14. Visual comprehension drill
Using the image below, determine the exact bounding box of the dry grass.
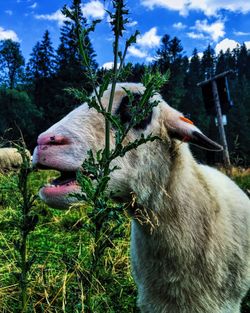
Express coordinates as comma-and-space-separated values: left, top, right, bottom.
0, 168, 249, 312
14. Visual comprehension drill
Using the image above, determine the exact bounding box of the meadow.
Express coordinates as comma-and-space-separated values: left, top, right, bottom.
0, 167, 249, 312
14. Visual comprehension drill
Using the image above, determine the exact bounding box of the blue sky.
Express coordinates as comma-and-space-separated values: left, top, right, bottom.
1, 0, 250, 68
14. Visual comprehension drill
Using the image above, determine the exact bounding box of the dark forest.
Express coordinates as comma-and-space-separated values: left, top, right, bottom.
0, 3, 249, 166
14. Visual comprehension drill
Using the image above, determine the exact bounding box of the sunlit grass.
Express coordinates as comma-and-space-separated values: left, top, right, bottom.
0, 170, 138, 312
0, 169, 249, 312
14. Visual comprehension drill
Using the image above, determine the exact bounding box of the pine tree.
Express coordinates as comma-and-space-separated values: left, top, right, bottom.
236, 43, 250, 80
216, 49, 237, 74
155, 35, 186, 109
0, 39, 25, 89
201, 45, 215, 80
26, 30, 55, 80
227, 77, 250, 165
24, 30, 57, 133
179, 49, 209, 161
216, 51, 227, 74
38, 30, 55, 78
43, 0, 98, 127
26, 30, 56, 104
181, 49, 204, 121
226, 45, 250, 165
26, 42, 41, 81
155, 34, 171, 73
237, 43, 248, 78
57, 0, 97, 79
167, 36, 183, 63
126, 63, 146, 82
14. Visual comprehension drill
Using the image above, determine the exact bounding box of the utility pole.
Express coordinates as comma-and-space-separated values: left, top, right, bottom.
211, 79, 231, 167
198, 70, 233, 168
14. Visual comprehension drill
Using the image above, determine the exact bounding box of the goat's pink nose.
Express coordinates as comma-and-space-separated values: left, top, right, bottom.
37, 134, 70, 146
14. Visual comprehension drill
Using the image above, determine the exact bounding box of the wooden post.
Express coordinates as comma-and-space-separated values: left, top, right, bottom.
197, 70, 233, 168
211, 80, 231, 167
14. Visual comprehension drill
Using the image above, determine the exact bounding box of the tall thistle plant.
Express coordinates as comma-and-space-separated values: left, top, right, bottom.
16, 145, 38, 312
0, 141, 38, 312
63, 0, 169, 311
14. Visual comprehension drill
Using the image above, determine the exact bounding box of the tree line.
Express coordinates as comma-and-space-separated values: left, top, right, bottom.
0, 0, 249, 165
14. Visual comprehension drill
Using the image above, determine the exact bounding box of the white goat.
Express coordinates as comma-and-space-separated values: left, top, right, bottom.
0, 148, 31, 173
33, 83, 250, 313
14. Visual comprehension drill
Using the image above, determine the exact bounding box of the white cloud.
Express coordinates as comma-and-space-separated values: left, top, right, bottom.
141, 0, 188, 16
35, 9, 69, 26
187, 32, 206, 39
128, 46, 147, 58
146, 56, 156, 62
233, 31, 250, 36
0, 27, 19, 41
101, 62, 120, 69
29, 2, 37, 9
5, 10, 13, 16
140, 0, 250, 16
188, 51, 204, 61
35, 2, 105, 28
127, 20, 138, 27
126, 27, 161, 62
81, 0, 105, 19
197, 52, 204, 59
189, 19, 225, 42
137, 27, 161, 48
173, 22, 186, 30
245, 41, 250, 50
102, 62, 114, 70
215, 38, 240, 54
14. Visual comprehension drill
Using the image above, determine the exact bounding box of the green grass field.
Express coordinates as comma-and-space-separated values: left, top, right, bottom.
0, 169, 249, 312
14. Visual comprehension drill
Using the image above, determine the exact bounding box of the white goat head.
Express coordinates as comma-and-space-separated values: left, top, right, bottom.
33, 83, 221, 208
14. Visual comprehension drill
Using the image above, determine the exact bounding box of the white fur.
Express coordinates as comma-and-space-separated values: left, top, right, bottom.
0, 148, 31, 172
33, 83, 250, 313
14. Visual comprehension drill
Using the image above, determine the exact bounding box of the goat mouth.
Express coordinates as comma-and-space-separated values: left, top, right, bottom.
36, 164, 96, 208
49, 171, 77, 187
38, 170, 81, 209
39, 169, 95, 198
40, 170, 79, 200
44, 170, 95, 188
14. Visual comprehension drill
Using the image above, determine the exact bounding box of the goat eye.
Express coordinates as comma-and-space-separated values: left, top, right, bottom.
116, 94, 153, 130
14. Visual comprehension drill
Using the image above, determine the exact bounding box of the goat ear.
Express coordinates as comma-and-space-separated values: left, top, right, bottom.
163, 107, 223, 151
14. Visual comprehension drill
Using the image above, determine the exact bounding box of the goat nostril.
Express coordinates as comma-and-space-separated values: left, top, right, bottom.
37, 134, 70, 146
